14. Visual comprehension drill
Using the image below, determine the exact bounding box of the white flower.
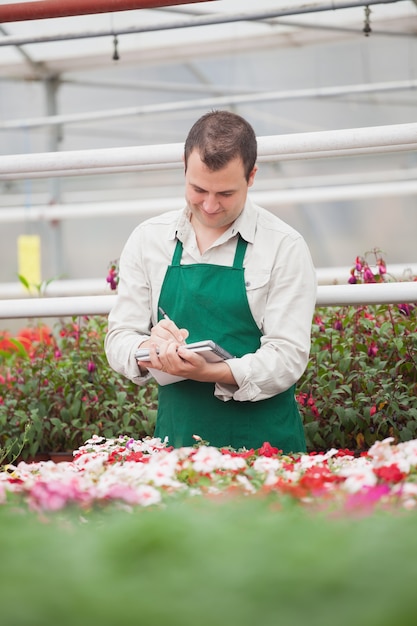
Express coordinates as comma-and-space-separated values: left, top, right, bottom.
191, 447, 224, 473
253, 456, 280, 474
136, 485, 162, 507
145, 451, 181, 487
340, 462, 378, 493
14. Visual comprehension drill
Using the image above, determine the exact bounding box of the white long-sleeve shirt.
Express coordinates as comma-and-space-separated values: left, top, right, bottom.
105, 196, 317, 402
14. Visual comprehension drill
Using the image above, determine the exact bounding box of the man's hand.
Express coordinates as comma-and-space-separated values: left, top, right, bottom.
136, 318, 188, 375
138, 341, 236, 385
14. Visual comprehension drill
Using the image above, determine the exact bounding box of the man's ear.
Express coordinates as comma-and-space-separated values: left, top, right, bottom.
248, 165, 258, 188
182, 154, 187, 175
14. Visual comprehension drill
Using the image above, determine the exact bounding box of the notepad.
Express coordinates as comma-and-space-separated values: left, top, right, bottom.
135, 340, 234, 385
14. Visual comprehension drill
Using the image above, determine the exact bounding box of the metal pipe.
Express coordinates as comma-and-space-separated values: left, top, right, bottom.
0, 0, 403, 37
1, 264, 416, 299
1, 122, 416, 180
1, 281, 416, 319
0, 0, 214, 23
2, 179, 417, 223
2, 79, 416, 131
317, 282, 417, 306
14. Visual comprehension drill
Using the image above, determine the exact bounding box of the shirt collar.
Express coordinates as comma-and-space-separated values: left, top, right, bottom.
170, 195, 257, 244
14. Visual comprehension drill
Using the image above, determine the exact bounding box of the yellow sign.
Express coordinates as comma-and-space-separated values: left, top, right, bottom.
17, 234, 41, 287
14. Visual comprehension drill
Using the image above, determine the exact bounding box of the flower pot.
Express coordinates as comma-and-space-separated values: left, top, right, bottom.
48, 452, 74, 463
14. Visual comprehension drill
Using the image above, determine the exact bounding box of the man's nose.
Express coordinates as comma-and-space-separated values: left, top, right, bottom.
202, 195, 219, 213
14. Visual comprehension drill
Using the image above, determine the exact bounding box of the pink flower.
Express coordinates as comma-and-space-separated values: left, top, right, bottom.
28, 479, 89, 512
345, 484, 390, 512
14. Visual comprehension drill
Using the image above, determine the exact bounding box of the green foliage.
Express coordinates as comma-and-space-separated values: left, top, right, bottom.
0, 316, 157, 461
0, 498, 417, 625
1, 299, 416, 460
299, 302, 417, 452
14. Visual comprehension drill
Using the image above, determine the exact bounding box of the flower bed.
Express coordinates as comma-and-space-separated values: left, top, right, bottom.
2, 435, 417, 626
2, 435, 417, 514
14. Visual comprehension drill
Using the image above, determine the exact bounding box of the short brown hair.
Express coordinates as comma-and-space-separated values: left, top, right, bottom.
184, 110, 257, 182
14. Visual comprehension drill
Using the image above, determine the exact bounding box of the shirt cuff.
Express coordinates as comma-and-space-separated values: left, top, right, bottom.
131, 371, 153, 386
214, 356, 262, 402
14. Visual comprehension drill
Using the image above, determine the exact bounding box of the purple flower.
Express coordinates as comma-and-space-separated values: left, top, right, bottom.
363, 267, 376, 283
106, 261, 119, 291
378, 260, 387, 275
397, 303, 411, 316
87, 361, 96, 373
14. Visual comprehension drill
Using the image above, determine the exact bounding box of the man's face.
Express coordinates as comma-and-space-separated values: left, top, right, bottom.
185, 150, 257, 235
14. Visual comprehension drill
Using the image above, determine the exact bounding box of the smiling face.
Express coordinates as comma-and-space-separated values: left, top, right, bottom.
185, 149, 257, 237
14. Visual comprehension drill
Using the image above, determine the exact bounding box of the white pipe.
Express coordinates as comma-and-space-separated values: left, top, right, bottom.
0, 1, 401, 47
0, 282, 416, 319
2, 179, 417, 223
0, 279, 110, 299
317, 282, 417, 306
0, 265, 416, 300
2, 166, 416, 206
1, 122, 417, 180
2, 79, 416, 130
0, 295, 116, 319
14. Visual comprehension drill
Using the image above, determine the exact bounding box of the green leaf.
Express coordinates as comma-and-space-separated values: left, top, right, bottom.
17, 274, 31, 291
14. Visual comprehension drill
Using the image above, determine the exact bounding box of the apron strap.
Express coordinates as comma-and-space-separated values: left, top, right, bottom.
233, 235, 248, 269
171, 239, 183, 266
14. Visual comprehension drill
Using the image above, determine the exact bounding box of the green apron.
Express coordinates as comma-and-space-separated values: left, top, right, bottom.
154, 235, 306, 453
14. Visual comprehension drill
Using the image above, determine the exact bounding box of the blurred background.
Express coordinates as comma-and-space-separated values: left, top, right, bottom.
1, 0, 416, 291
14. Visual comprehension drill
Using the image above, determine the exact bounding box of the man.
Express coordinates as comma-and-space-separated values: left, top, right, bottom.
105, 110, 317, 452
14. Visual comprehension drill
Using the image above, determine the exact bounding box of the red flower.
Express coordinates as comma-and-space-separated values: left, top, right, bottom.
0, 332, 19, 352
374, 464, 406, 484
258, 442, 281, 457
221, 448, 255, 459
299, 466, 341, 494
335, 448, 354, 457
125, 451, 150, 463
17, 325, 53, 351
314, 315, 325, 332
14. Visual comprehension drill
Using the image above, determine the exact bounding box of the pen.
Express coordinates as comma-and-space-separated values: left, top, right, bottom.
158, 306, 170, 321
